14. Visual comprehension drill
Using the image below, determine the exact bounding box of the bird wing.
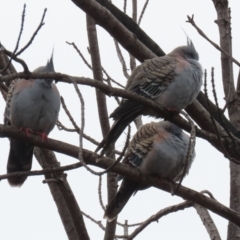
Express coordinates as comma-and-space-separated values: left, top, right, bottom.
124, 122, 158, 167
110, 56, 177, 121
128, 56, 177, 99
4, 79, 17, 126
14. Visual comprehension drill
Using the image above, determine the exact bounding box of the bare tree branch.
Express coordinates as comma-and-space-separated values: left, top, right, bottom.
0, 4, 26, 73
1, 125, 240, 227
128, 200, 193, 239
71, 0, 157, 62
94, 0, 165, 56
34, 148, 90, 240
16, 8, 47, 56
138, 0, 149, 25
113, 39, 129, 79
194, 204, 221, 240
186, 14, 240, 69
86, 15, 118, 240
211, 1, 240, 239
2, 71, 240, 161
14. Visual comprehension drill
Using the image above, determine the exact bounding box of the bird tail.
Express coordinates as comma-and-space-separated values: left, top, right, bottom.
95, 101, 144, 156
7, 139, 33, 187
104, 178, 139, 222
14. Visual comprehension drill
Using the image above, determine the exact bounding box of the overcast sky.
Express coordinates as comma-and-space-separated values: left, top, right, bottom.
0, 0, 239, 239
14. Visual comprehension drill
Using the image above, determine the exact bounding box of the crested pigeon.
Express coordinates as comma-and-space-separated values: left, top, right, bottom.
4, 54, 60, 186
104, 120, 195, 221
96, 39, 202, 156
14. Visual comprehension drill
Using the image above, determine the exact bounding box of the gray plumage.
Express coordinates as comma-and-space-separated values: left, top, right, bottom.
104, 121, 195, 221
96, 39, 202, 156
4, 54, 60, 186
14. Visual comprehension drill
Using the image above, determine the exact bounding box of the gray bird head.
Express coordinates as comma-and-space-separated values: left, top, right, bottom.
33, 51, 55, 87
169, 38, 199, 61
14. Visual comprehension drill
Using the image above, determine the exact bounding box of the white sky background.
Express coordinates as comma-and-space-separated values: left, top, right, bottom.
0, 0, 239, 239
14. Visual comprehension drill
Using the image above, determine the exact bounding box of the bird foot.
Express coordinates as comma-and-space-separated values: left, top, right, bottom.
19, 127, 33, 137
36, 132, 48, 142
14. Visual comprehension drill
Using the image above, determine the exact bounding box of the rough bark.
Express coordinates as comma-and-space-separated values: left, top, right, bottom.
212, 0, 240, 238
86, 15, 117, 240
34, 148, 90, 240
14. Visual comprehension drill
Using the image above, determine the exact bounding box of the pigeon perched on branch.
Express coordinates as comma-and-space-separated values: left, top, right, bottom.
104, 121, 195, 221
96, 39, 202, 156
4, 54, 60, 186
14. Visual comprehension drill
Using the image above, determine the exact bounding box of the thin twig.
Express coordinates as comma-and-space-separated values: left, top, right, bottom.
60, 96, 80, 131
132, 0, 137, 23
134, 116, 143, 129
127, 200, 193, 239
71, 77, 102, 175
67, 41, 124, 90
173, 111, 196, 194
67, 41, 92, 69
0, 161, 83, 182
193, 191, 222, 240
138, 0, 149, 25
57, 120, 100, 146
98, 175, 106, 211
210, 68, 236, 147
3, 49, 29, 72
80, 211, 126, 238
123, 220, 128, 240
102, 66, 124, 88
70, 77, 117, 176
113, 39, 129, 79
222, 8, 234, 112
186, 15, 240, 68
15, 4, 26, 53
0, 4, 26, 73
204, 69, 238, 163
123, 0, 127, 13
104, 125, 131, 173
201, 190, 216, 200
16, 8, 47, 56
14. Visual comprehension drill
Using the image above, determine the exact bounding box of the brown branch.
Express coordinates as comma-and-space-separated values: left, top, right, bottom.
186, 14, 240, 68
71, 0, 157, 62
2, 49, 29, 72
0, 4, 26, 73
0, 46, 17, 81
94, 0, 165, 57
1, 125, 240, 227
16, 8, 47, 56
2, 71, 240, 161
67, 41, 124, 90
128, 200, 193, 239
123, 0, 127, 13
114, 39, 129, 79
70, 0, 239, 154
34, 148, 90, 240
138, 0, 149, 25
56, 120, 122, 155
173, 112, 196, 194
98, 175, 106, 211
203, 69, 231, 159
0, 45, 89, 239
86, 15, 118, 240
211, 1, 240, 239
80, 211, 126, 238
194, 204, 221, 240
70, 76, 100, 176
0, 161, 83, 181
